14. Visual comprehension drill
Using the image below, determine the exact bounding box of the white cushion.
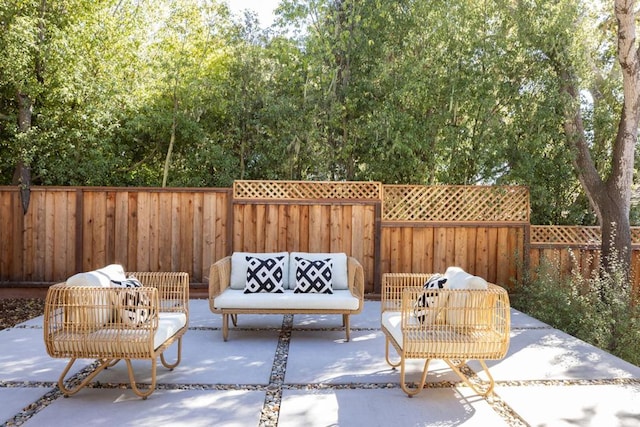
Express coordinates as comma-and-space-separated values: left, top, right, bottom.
66, 264, 127, 287
213, 289, 359, 311
443, 266, 488, 325
289, 252, 348, 290
383, 310, 503, 357
444, 266, 488, 290
154, 312, 187, 350
64, 264, 127, 326
64, 312, 187, 355
230, 252, 290, 290
382, 311, 404, 347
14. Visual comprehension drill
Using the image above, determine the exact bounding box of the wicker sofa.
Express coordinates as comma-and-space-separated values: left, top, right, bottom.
381, 268, 510, 397
209, 252, 364, 341
44, 265, 189, 399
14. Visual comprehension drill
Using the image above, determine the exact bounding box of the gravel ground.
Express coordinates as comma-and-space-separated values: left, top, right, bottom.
0, 298, 44, 330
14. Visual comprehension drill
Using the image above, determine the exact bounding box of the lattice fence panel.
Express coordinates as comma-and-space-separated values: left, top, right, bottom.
530, 226, 601, 246
382, 185, 529, 222
233, 180, 382, 201
532, 225, 640, 246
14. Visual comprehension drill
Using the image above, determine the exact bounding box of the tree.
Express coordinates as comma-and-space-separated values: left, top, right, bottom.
520, 0, 638, 275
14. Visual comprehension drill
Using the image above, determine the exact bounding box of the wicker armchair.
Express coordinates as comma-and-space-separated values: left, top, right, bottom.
44, 271, 189, 399
381, 273, 510, 397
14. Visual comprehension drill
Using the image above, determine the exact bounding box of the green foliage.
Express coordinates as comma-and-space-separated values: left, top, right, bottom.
512, 251, 640, 366
0, 0, 630, 226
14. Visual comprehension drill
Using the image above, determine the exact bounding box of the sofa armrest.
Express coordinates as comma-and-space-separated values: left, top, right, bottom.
209, 256, 231, 312
347, 256, 365, 307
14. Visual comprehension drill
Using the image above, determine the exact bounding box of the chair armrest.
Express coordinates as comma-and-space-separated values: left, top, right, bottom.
381, 273, 431, 313
399, 283, 511, 333
208, 256, 231, 312
128, 271, 190, 315
44, 284, 160, 358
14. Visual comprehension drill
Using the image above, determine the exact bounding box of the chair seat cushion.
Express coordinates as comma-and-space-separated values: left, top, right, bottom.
48, 312, 187, 356
382, 311, 506, 358
213, 289, 359, 311
153, 312, 188, 350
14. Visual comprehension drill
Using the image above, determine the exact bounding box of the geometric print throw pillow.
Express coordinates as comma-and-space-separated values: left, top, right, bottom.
244, 256, 285, 293
110, 275, 154, 326
293, 257, 333, 294
413, 274, 448, 324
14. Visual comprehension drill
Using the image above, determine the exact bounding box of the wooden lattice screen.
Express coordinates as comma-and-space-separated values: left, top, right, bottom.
383, 185, 530, 222
531, 225, 640, 247
233, 180, 382, 201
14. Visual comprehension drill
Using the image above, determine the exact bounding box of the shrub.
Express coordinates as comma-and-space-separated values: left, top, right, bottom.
512, 250, 640, 366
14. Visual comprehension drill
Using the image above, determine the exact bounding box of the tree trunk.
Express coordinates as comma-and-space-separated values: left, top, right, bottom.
13, 92, 32, 214
162, 89, 179, 188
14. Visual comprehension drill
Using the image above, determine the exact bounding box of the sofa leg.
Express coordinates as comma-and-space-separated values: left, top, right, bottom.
344, 315, 350, 341
222, 313, 229, 341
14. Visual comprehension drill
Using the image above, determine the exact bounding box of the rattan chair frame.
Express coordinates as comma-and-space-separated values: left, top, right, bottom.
208, 256, 364, 341
44, 272, 189, 399
381, 273, 510, 397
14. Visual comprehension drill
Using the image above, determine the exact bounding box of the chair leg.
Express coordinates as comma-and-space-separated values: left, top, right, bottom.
400, 358, 431, 397
231, 313, 238, 326
125, 358, 156, 400
445, 359, 495, 396
57, 358, 114, 397
159, 336, 182, 370
384, 336, 401, 369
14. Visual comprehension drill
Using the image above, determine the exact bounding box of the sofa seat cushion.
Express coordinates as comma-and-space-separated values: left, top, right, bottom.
213, 289, 359, 311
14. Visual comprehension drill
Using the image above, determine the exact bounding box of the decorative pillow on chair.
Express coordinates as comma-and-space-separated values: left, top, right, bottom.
64, 264, 127, 327
111, 275, 153, 326
294, 257, 333, 294
413, 274, 448, 324
244, 256, 286, 293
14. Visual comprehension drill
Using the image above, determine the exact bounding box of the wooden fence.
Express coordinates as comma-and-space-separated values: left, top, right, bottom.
380, 185, 529, 290
1, 181, 639, 294
529, 225, 640, 288
0, 187, 231, 285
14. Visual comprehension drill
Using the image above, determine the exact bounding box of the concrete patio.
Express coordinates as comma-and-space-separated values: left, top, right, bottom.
2, 299, 640, 426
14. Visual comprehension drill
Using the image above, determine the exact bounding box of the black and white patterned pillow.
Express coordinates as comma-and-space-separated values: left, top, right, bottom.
111, 276, 153, 326
244, 256, 285, 293
413, 274, 448, 324
294, 257, 333, 294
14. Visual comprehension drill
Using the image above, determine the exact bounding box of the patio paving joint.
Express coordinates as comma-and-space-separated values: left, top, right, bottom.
258, 314, 293, 427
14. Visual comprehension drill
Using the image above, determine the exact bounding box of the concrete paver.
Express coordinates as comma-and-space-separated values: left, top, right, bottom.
1, 300, 639, 426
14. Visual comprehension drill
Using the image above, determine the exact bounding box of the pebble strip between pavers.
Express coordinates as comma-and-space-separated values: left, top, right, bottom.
6, 320, 638, 426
